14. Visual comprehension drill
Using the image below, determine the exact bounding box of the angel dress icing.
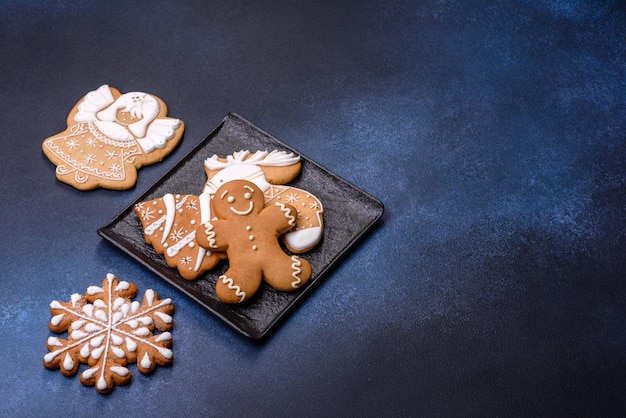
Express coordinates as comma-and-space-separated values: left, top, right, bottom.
42, 85, 184, 191
203, 150, 324, 253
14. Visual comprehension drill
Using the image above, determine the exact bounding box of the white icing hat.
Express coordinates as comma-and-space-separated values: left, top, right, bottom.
203, 164, 271, 194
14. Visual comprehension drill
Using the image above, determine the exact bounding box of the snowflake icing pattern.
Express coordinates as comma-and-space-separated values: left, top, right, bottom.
43, 273, 174, 394
284, 192, 299, 203
186, 199, 198, 211
84, 153, 97, 164
170, 227, 185, 242
66, 139, 80, 150
141, 207, 155, 221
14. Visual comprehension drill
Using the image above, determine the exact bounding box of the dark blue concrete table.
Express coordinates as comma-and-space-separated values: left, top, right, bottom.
1, 1, 624, 415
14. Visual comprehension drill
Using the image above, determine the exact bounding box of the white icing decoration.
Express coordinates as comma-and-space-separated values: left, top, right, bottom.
136, 118, 181, 153
47, 337, 63, 347
275, 202, 296, 226
125, 337, 138, 352
81, 367, 99, 380
74, 85, 116, 122
133, 327, 151, 337
71, 330, 89, 340
87, 285, 104, 295
80, 343, 91, 358
84, 323, 102, 333
115, 281, 130, 291
71, 320, 85, 330
145, 289, 155, 306
111, 334, 123, 345
155, 332, 172, 342
220, 275, 246, 302
166, 231, 197, 257
51, 313, 65, 326
141, 352, 152, 369
158, 347, 173, 359
161, 194, 176, 244
112, 346, 125, 358
91, 346, 105, 359
155, 311, 173, 324
95, 310, 107, 322
290, 255, 303, 288
203, 223, 218, 249
97, 376, 108, 391
284, 226, 324, 252
204, 150, 299, 170
70, 293, 82, 307
82, 304, 94, 317
138, 316, 153, 325
63, 353, 74, 371
230, 201, 254, 216
90, 335, 105, 347
113, 297, 125, 310
111, 366, 129, 377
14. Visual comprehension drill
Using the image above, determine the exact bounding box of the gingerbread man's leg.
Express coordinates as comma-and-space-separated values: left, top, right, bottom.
215, 264, 263, 304
262, 254, 312, 292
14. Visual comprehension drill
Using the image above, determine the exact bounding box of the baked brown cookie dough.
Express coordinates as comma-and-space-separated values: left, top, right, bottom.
42, 85, 184, 190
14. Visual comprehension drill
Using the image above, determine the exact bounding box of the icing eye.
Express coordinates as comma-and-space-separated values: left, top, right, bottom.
227, 196, 235, 203
244, 192, 252, 200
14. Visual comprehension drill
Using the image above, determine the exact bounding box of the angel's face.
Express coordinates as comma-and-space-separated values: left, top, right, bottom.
114, 93, 148, 125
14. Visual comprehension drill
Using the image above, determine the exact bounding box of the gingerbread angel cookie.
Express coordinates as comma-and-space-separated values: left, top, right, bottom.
42, 84, 184, 190
134, 193, 224, 280
196, 180, 312, 304
203, 150, 324, 253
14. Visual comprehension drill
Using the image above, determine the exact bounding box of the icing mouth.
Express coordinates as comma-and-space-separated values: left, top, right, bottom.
230, 201, 254, 216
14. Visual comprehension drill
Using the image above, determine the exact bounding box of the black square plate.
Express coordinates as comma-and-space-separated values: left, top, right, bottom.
98, 113, 384, 339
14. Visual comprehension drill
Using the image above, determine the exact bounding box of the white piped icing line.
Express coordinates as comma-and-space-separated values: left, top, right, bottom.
161, 194, 176, 244
203, 222, 218, 249
230, 200, 254, 216
193, 193, 211, 272
202, 150, 299, 195
275, 202, 296, 226
204, 150, 300, 170
220, 275, 246, 302
290, 255, 303, 288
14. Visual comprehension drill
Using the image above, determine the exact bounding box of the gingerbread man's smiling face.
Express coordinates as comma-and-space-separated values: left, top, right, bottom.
213, 180, 265, 219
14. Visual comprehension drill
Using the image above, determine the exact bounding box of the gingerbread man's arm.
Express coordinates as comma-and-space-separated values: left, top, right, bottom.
196, 220, 229, 251
261, 202, 298, 235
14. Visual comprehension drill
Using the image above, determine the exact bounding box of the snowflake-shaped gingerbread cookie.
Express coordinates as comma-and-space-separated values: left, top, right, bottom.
43, 273, 174, 394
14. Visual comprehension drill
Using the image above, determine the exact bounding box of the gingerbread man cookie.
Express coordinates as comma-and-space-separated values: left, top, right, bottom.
203, 150, 324, 253
42, 84, 184, 190
196, 180, 312, 304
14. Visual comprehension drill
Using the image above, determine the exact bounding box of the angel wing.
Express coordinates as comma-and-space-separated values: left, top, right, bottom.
135, 118, 182, 153
74, 85, 115, 122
